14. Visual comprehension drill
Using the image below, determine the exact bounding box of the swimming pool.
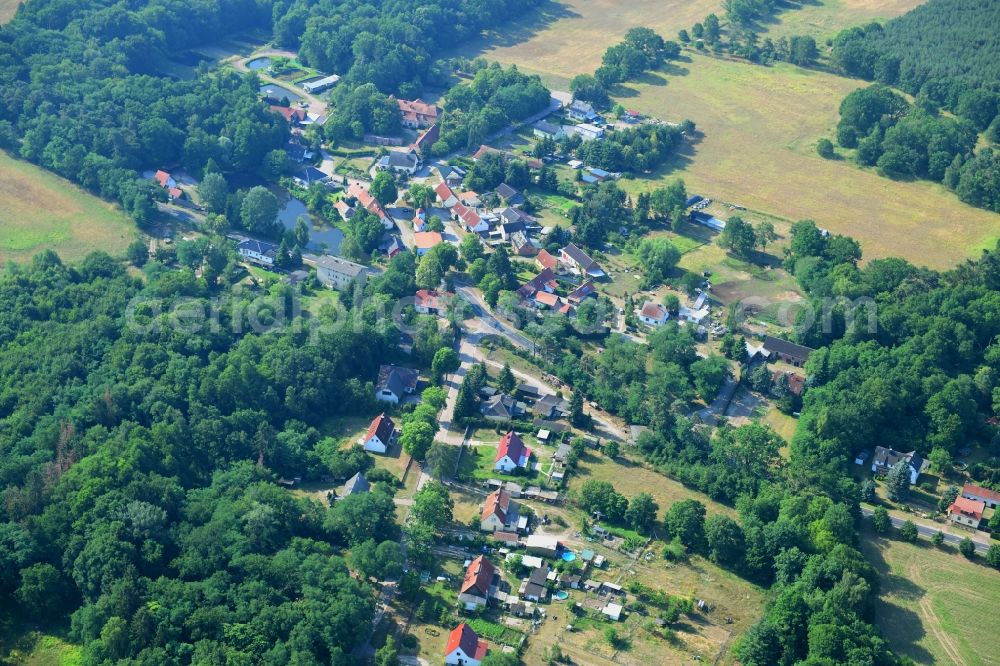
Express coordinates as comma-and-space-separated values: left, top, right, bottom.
553, 590, 569, 601
561, 551, 577, 562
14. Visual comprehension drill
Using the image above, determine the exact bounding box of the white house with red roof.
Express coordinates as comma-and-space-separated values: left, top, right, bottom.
345, 182, 393, 229
413, 231, 443, 256
452, 202, 488, 233
269, 105, 309, 125
415, 289, 451, 315
495, 431, 531, 473
396, 98, 439, 128
638, 300, 669, 327
436, 180, 458, 208
480, 489, 512, 532
444, 623, 488, 666
360, 413, 396, 453
948, 496, 986, 530
458, 555, 497, 609
154, 170, 176, 189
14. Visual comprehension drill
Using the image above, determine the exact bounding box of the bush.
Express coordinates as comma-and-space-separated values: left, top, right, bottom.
959, 537, 976, 559
816, 138, 835, 158
898, 520, 919, 543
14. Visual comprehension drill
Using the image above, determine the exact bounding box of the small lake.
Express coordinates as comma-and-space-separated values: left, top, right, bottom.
246, 57, 271, 71
277, 195, 343, 255
259, 83, 302, 104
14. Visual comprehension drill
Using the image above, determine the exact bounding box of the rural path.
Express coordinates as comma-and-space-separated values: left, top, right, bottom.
860, 506, 990, 554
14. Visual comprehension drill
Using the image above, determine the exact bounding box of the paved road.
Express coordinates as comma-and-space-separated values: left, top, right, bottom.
860, 506, 990, 554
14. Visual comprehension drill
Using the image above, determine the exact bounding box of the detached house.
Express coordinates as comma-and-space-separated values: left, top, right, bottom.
375, 149, 420, 176
375, 365, 419, 403
567, 99, 598, 122
238, 239, 278, 266
481, 393, 526, 421
458, 555, 497, 609
948, 496, 985, 530
396, 98, 439, 128
495, 431, 531, 473
638, 300, 668, 327
414, 231, 443, 256
532, 120, 565, 140
436, 180, 458, 208
962, 482, 1000, 509
871, 447, 925, 485
414, 289, 451, 315
762, 335, 814, 367
481, 489, 514, 532
444, 623, 488, 666
315, 255, 367, 291
345, 182, 394, 229
360, 413, 395, 453
559, 243, 605, 277
495, 183, 525, 206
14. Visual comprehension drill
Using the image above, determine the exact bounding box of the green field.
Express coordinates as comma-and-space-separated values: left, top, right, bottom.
0, 633, 82, 666
761, 0, 923, 41
0, 151, 135, 265
861, 527, 1000, 666
612, 54, 1000, 268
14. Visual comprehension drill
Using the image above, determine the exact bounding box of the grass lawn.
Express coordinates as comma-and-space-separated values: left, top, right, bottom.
0, 151, 135, 266
0, 633, 82, 666
860, 525, 1000, 665
611, 54, 1000, 268
761, 0, 923, 42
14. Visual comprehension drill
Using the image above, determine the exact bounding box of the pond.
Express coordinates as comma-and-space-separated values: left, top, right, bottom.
246, 56, 271, 71
277, 195, 343, 255
259, 83, 302, 104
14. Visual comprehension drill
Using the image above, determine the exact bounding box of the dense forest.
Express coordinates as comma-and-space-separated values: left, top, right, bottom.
827, 0, 1000, 211
0, 249, 420, 663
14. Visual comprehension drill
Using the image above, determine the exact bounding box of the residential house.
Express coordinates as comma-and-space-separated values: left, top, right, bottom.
453, 203, 487, 233
948, 496, 986, 530
412, 123, 439, 154
414, 289, 451, 315
375, 149, 420, 176
375, 365, 419, 403
533, 290, 560, 309
602, 603, 623, 621
532, 394, 569, 420
772, 371, 806, 396
345, 182, 393, 228
962, 483, 1000, 509
379, 233, 403, 258
524, 534, 559, 557
510, 231, 537, 257
444, 624, 488, 666
500, 206, 535, 228
495, 183, 525, 206
436, 181, 459, 208
762, 335, 814, 367
302, 74, 340, 94
871, 447, 925, 485
536, 249, 558, 272
167, 186, 183, 201
412, 208, 427, 232
558, 573, 582, 589
471, 144, 502, 161
585, 167, 613, 182
516, 268, 559, 299
333, 199, 355, 222
458, 556, 497, 609
559, 243, 605, 277
413, 231, 443, 256
456, 190, 482, 207
269, 105, 308, 125
396, 98, 439, 128
481, 393, 527, 421
678, 304, 710, 326
238, 239, 278, 266
497, 220, 525, 242
314, 255, 367, 291
438, 165, 466, 188
480, 489, 513, 532
360, 413, 395, 453
520, 566, 550, 602
342, 471, 369, 497
154, 170, 177, 189
291, 165, 329, 187
532, 120, 565, 140
570, 123, 605, 141
638, 300, 668, 327
495, 431, 531, 473
566, 280, 596, 305
567, 99, 598, 122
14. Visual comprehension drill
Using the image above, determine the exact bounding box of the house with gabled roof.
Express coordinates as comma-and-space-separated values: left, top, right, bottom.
566, 280, 596, 305
962, 482, 1000, 509
516, 268, 559, 299
495, 431, 531, 473
948, 496, 985, 530
871, 447, 925, 485
567, 99, 598, 122
360, 413, 395, 453
414, 231, 443, 256
238, 239, 278, 266
154, 170, 176, 189
375, 365, 419, 404
346, 181, 393, 228
375, 149, 420, 175
435, 180, 458, 208
269, 105, 309, 125
762, 335, 814, 367
535, 249, 558, 272
495, 183, 525, 206
481, 489, 513, 532
471, 144, 502, 161
412, 123, 439, 154
415, 289, 451, 315
559, 243, 605, 277
481, 393, 526, 421
532, 120, 565, 140
638, 300, 668, 327
444, 623, 488, 666
458, 555, 497, 609
396, 98, 439, 128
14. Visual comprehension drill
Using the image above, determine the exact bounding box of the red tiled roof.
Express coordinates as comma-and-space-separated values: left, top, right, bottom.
154, 170, 172, 188
460, 555, 496, 597
445, 623, 482, 659
482, 489, 510, 524
413, 123, 440, 151
168, 187, 183, 200
415, 289, 450, 311
963, 482, 1000, 503
364, 413, 395, 444
558, 303, 572, 314
397, 98, 439, 123
414, 231, 443, 250
269, 105, 306, 123
346, 182, 389, 220
566, 280, 595, 304
772, 371, 805, 396
456, 204, 482, 230
435, 180, 455, 203
640, 301, 666, 320
471, 145, 501, 161
534, 291, 559, 307
497, 431, 528, 466
949, 496, 985, 520
536, 249, 557, 271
